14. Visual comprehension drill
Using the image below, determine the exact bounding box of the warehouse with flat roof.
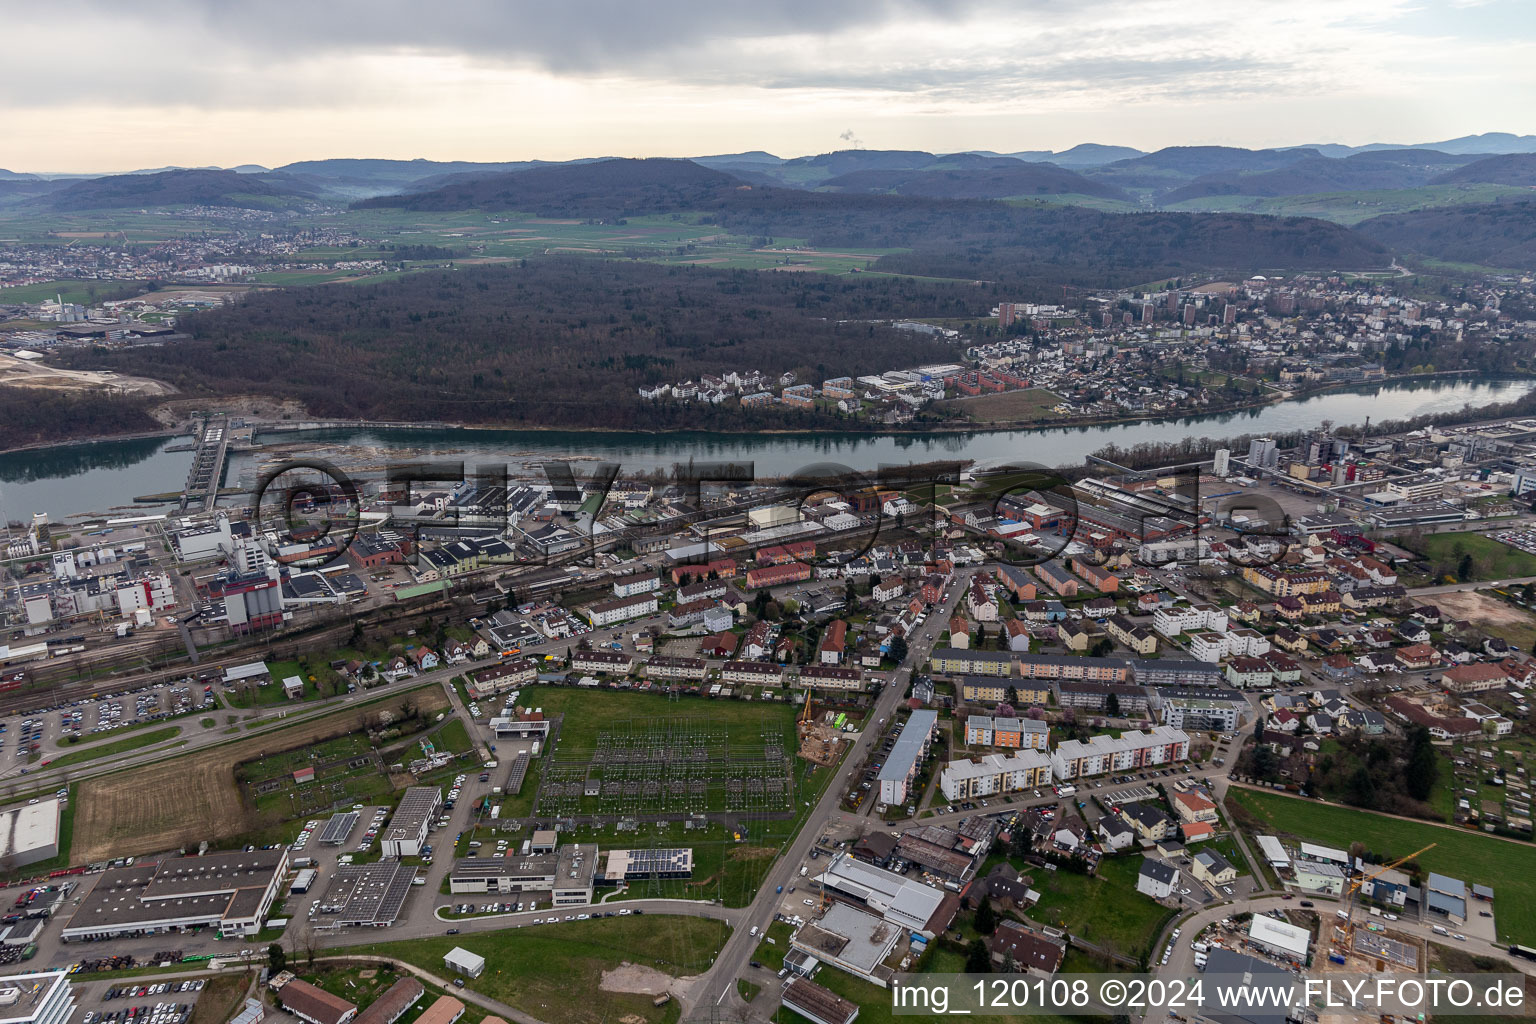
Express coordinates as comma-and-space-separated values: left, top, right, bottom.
0, 798, 61, 868
380, 787, 441, 858
62, 848, 287, 942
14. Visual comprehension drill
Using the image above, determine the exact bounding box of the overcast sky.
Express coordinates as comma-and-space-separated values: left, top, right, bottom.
3, 0, 1532, 172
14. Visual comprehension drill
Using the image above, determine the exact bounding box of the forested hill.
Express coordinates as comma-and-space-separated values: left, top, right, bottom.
40, 169, 319, 211
358, 160, 1389, 286
698, 192, 1391, 285
59, 260, 978, 429
1356, 200, 1536, 268
353, 158, 744, 218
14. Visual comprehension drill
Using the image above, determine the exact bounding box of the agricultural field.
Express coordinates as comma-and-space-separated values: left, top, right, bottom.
71, 685, 449, 863
1162, 183, 1531, 225
340, 914, 729, 1024
0, 278, 144, 304
1228, 786, 1536, 944
939, 388, 1065, 424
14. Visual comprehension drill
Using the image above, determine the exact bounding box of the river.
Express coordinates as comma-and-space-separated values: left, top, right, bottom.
3, 376, 1532, 521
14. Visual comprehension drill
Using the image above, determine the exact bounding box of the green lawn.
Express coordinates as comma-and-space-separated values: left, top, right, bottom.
1411, 532, 1536, 582
47, 726, 182, 769
334, 915, 728, 1024
1229, 787, 1536, 943
1026, 854, 1179, 962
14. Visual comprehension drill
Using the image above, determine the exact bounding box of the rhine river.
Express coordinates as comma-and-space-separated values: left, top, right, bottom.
3, 376, 1533, 521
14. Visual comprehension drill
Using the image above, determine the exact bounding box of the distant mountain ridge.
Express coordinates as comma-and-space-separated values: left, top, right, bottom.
38, 169, 320, 212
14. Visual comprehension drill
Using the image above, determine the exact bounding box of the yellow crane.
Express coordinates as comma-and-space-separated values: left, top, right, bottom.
1341, 843, 1435, 948
800, 688, 814, 725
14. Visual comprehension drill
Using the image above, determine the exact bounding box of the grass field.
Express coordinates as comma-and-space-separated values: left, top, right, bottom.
1026, 854, 1178, 962
71, 686, 449, 863
186, 970, 252, 1024
1228, 786, 1536, 943
1412, 531, 1536, 582
1162, 183, 1531, 225
338, 915, 729, 1024
47, 726, 181, 770
940, 388, 1064, 424
0, 279, 144, 304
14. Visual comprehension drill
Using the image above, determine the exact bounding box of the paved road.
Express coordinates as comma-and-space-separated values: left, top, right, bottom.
681, 569, 977, 1019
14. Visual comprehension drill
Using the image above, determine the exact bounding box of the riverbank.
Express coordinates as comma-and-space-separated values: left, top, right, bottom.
2, 369, 1516, 457
6, 375, 1533, 522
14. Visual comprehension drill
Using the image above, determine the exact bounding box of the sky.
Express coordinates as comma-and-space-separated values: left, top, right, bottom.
2, 0, 1533, 172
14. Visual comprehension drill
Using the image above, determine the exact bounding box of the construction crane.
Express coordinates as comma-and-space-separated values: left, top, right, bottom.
800, 688, 813, 725
1341, 843, 1436, 949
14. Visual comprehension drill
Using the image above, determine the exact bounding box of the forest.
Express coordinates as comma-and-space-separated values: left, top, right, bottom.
55, 259, 978, 429
0, 387, 160, 448
356, 158, 1392, 287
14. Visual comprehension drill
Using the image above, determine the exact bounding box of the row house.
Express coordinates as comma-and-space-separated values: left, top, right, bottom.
669, 558, 738, 586
1070, 559, 1119, 593
1034, 561, 1079, 598
1049, 725, 1190, 780
996, 565, 1037, 601
744, 562, 813, 590
756, 541, 816, 566
1341, 584, 1407, 609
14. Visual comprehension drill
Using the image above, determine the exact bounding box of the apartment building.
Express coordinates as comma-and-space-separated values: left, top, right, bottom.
940, 749, 1052, 801
1049, 726, 1190, 780
964, 715, 1048, 750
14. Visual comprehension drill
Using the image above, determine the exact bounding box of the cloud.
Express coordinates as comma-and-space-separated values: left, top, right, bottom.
0, 0, 1529, 166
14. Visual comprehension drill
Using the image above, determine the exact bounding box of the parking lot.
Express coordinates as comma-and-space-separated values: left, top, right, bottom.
0, 680, 221, 779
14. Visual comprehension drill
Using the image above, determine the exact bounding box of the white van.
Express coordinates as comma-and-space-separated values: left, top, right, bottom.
1432, 924, 1449, 936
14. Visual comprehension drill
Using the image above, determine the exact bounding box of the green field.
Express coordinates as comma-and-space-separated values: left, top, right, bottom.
1162, 183, 1531, 225
0, 278, 143, 304
1025, 854, 1179, 962
336, 915, 728, 1024
46, 726, 182, 770
940, 387, 1064, 424
1410, 531, 1536, 582
1229, 786, 1536, 943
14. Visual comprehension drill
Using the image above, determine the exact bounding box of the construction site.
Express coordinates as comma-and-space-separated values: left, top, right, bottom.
795, 693, 852, 768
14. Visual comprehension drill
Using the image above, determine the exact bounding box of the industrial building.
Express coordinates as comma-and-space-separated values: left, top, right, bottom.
317, 861, 417, 928
0, 972, 75, 1024
380, 787, 442, 858
1246, 915, 1311, 962
447, 845, 599, 905
0, 798, 62, 868
813, 851, 954, 936
62, 849, 287, 942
